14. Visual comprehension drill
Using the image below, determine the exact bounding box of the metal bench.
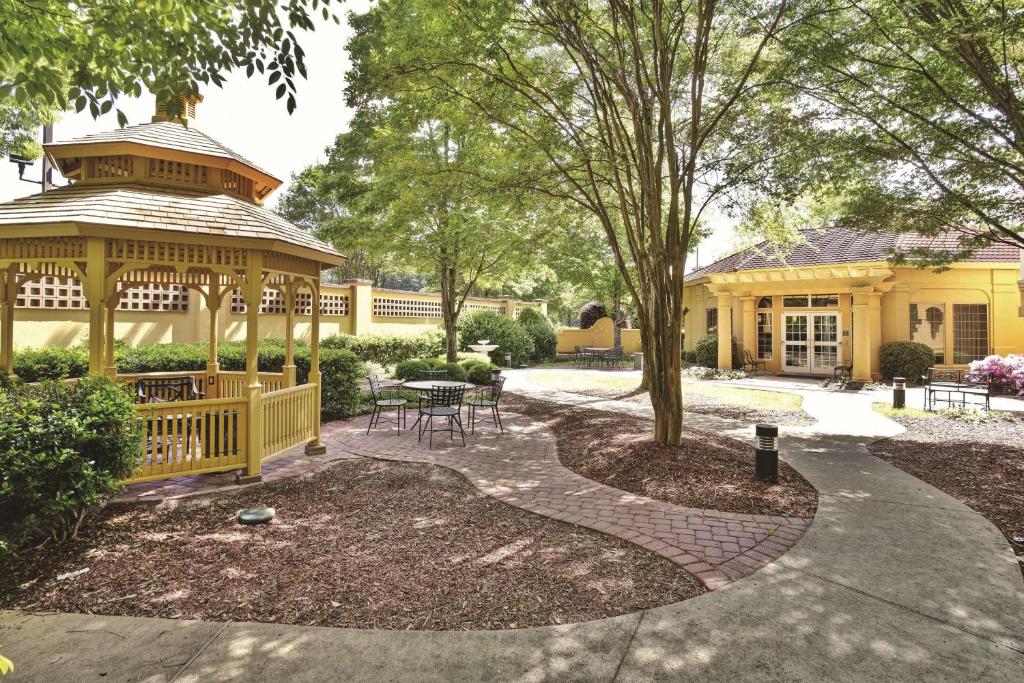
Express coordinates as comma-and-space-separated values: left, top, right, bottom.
922, 368, 991, 411
742, 350, 766, 374
135, 375, 204, 404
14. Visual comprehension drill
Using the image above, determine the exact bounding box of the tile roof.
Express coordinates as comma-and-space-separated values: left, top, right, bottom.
684, 228, 1021, 281
45, 122, 278, 181
0, 183, 342, 263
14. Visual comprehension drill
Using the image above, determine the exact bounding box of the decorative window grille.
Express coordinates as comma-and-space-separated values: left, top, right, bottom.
320, 293, 349, 316
464, 301, 507, 315
373, 296, 443, 318
148, 158, 208, 186
221, 170, 254, 199
93, 155, 133, 178
910, 303, 946, 365
757, 311, 773, 360
952, 304, 988, 364
706, 307, 718, 335
17, 277, 188, 312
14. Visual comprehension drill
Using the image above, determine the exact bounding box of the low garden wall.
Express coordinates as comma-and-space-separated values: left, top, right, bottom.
556, 316, 642, 354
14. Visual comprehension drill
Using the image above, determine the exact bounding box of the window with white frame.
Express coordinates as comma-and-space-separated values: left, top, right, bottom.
757, 311, 773, 359
706, 307, 718, 335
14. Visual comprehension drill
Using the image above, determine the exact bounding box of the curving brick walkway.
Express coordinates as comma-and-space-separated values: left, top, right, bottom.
322, 413, 811, 589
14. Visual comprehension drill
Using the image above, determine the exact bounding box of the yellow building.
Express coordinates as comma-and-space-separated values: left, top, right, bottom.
682, 229, 1024, 381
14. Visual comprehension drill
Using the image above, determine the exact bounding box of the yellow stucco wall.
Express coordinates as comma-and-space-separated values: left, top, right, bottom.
682, 261, 1024, 376
556, 317, 643, 353
10, 282, 540, 349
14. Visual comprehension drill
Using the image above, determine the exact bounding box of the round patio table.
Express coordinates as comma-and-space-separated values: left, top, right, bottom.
401, 380, 476, 391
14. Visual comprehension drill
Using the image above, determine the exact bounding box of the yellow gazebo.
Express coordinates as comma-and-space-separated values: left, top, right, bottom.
0, 96, 345, 484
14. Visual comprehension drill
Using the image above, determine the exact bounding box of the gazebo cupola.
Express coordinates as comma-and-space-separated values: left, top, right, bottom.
0, 96, 346, 485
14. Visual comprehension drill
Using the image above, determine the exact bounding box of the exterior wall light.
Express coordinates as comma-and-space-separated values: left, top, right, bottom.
893, 376, 906, 409
755, 423, 779, 483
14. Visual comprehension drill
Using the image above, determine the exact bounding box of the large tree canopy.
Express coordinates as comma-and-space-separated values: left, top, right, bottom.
349, 0, 822, 443
0, 0, 339, 150
784, 0, 1024, 262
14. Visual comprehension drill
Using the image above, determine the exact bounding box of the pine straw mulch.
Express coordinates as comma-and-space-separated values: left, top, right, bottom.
504, 394, 818, 518
0, 459, 704, 631
868, 410, 1024, 572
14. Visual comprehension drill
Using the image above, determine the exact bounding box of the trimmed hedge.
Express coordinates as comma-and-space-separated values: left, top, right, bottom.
518, 307, 557, 362
0, 377, 140, 548
458, 311, 533, 366
880, 341, 934, 382
392, 356, 498, 385
694, 334, 741, 369
578, 301, 607, 329
321, 331, 444, 366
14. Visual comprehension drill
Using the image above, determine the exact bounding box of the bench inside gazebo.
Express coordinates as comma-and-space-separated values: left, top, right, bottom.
0, 96, 345, 484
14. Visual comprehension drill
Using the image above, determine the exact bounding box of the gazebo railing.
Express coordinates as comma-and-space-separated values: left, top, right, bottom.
127, 396, 248, 483
218, 371, 286, 398
262, 383, 318, 459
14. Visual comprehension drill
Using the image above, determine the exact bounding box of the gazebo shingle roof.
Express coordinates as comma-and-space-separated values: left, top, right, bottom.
45, 121, 278, 181
685, 228, 1020, 282
0, 182, 343, 262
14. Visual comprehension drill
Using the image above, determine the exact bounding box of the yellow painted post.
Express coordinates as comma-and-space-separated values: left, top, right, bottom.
716, 293, 733, 370
852, 288, 877, 381
0, 267, 16, 378
1018, 252, 1024, 317
239, 251, 264, 483
306, 280, 326, 456
283, 278, 296, 388
84, 237, 106, 377
503, 296, 517, 318
346, 278, 373, 336
740, 296, 756, 362
103, 294, 117, 376
206, 285, 220, 399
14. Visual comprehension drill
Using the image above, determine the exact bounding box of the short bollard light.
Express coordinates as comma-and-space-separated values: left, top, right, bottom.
505, 352, 513, 368
755, 424, 779, 484
893, 376, 906, 409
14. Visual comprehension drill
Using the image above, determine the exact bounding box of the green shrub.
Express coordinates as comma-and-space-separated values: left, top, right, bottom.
462, 360, 498, 385
12, 346, 89, 381
316, 348, 365, 421
694, 334, 741, 369
394, 359, 430, 381
0, 377, 140, 548
442, 362, 468, 382
458, 311, 534, 366
578, 301, 607, 329
321, 331, 444, 366
518, 307, 557, 363
682, 350, 697, 364
880, 341, 934, 382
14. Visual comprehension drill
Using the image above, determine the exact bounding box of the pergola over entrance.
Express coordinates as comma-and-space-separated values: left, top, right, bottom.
0, 96, 345, 483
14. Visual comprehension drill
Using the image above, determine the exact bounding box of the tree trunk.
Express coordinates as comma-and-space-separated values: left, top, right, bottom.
438, 256, 460, 363
612, 274, 622, 350
640, 307, 684, 445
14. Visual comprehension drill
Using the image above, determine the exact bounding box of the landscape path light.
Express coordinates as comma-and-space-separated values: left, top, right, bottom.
755, 424, 779, 484
893, 376, 906, 410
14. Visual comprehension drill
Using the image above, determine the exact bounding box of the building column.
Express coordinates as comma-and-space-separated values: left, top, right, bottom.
306, 280, 326, 455
84, 237, 106, 377
1017, 251, 1024, 316
240, 251, 264, 483
206, 285, 221, 399
345, 278, 373, 336
739, 296, 756, 362
852, 288, 882, 381
716, 292, 733, 370
283, 278, 297, 388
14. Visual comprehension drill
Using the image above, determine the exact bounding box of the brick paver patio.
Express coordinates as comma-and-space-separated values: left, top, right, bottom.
323, 413, 811, 589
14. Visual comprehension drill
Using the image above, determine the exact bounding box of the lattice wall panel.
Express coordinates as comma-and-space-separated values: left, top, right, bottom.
465, 301, 507, 316
230, 289, 332, 315
373, 296, 442, 318
320, 293, 349, 316
16, 277, 189, 312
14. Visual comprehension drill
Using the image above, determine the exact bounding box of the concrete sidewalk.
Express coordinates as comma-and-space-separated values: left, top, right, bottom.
2, 376, 1023, 681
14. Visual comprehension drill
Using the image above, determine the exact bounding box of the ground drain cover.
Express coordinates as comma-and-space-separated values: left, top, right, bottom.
238, 507, 276, 525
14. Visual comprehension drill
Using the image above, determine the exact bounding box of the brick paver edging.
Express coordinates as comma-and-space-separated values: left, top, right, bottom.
323, 412, 811, 590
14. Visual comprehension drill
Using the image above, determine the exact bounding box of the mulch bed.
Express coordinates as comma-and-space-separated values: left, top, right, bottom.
0, 460, 703, 630
504, 394, 818, 518
868, 411, 1024, 571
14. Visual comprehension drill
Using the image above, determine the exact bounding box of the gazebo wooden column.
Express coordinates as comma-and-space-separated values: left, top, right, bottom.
84, 237, 107, 377
241, 250, 265, 483
0, 265, 16, 378
205, 285, 222, 399
283, 276, 297, 388
305, 279, 326, 455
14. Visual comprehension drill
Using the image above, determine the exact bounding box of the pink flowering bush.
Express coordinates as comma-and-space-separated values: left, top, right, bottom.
968, 355, 1024, 395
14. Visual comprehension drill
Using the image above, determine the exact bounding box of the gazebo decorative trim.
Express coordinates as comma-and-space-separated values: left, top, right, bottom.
0, 97, 343, 484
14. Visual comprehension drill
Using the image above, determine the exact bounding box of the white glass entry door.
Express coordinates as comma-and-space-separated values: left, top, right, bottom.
782, 312, 842, 375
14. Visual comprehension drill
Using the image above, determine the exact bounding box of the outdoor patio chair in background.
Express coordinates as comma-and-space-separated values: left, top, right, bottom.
418, 384, 466, 449
135, 375, 203, 403
742, 350, 766, 374
604, 347, 625, 369
467, 376, 506, 434
366, 375, 408, 435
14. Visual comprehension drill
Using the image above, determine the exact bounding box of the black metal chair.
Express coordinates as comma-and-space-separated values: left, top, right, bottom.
604, 347, 625, 369
467, 377, 506, 434
366, 375, 407, 434
135, 375, 203, 403
573, 345, 584, 368
418, 384, 466, 448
